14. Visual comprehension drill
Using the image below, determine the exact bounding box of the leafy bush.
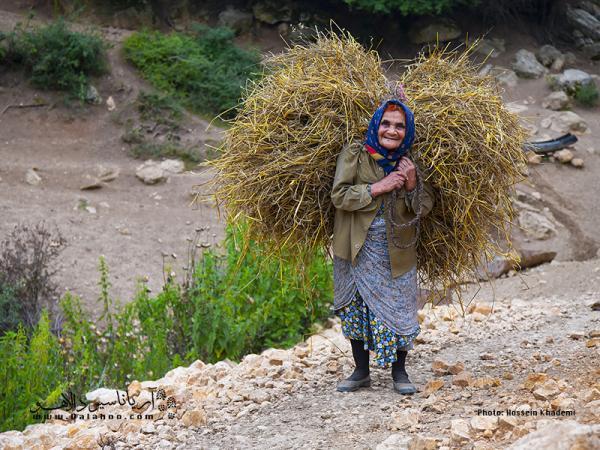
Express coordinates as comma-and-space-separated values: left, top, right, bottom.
137, 91, 183, 127
573, 82, 599, 107
0, 223, 66, 334
6, 19, 107, 100
0, 226, 332, 432
0, 312, 66, 432
342, 0, 479, 15
123, 25, 260, 117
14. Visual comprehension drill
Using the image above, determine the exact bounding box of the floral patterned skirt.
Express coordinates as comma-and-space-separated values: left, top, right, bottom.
337, 292, 420, 368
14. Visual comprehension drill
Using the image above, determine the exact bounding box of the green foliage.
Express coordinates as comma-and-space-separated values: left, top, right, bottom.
137, 91, 183, 127
123, 25, 260, 117
0, 282, 21, 334
342, 0, 479, 15
129, 141, 201, 166
5, 19, 107, 100
0, 227, 332, 431
189, 225, 333, 362
573, 82, 600, 107
0, 312, 66, 431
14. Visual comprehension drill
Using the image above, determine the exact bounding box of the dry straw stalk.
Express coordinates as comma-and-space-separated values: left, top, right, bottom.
207, 31, 527, 302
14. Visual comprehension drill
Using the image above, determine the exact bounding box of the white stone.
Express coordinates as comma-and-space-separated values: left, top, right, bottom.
512, 49, 548, 78
450, 419, 472, 444
542, 91, 570, 110
136, 160, 167, 185
548, 111, 588, 134
507, 420, 600, 449
25, 168, 41, 185
376, 434, 412, 450
159, 159, 185, 174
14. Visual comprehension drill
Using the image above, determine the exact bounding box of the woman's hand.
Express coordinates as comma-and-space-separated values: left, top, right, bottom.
396, 157, 416, 192
370, 171, 406, 197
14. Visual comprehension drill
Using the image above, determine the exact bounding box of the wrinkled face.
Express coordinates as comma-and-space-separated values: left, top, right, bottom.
377, 109, 406, 152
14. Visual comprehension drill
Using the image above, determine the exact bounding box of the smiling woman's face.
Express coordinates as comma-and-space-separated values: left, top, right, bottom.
377, 109, 406, 152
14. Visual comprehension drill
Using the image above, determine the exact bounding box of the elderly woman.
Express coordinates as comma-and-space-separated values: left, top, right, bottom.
331, 98, 435, 394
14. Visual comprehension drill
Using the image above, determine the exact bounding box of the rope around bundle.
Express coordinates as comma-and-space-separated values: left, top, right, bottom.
207, 31, 528, 304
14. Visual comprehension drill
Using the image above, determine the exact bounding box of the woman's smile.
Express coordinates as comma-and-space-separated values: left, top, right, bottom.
377, 109, 406, 152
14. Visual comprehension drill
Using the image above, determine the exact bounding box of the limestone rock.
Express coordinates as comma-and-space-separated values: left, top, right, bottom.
86, 387, 126, 405
549, 69, 595, 93
472, 377, 501, 389
536, 45, 563, 67
476, 255, 513, 280
376, 434, 412, 450
218, 7, 253, 34
389, 408, 420, 431
97, 165, 120, 182
532, 379, 560, 400
489, 66, 518, 88
512, 49, 548, 78
408, 18, 461, 44
423, 379, 445, 397
567, 7, 600, 41
159, 159, 185, 174
80, 175, 103, 190
470, 415, 498, 432
181, 409, 207, 427
549, 111, 588, 134
408, 435, 439, 450
106, 96, 116, 111
450, 419, 472, 444
542, 91, 570, 110
507, 420, 600, 450
518, 210, 557, 240
432, 359, 449, 376
136, 160, 166, 185
85, 85, 102, 105
517, 249, 557, 269
25, 168, 41, 185
571, 158, 584, 168
555, 149, 574, 163
452, 371, 473, 387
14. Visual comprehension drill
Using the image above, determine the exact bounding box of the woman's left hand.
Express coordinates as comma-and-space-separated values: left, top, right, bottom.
396, 157, 416, 192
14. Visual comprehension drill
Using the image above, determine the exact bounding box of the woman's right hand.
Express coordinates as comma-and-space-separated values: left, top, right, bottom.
370, 172, 406, 197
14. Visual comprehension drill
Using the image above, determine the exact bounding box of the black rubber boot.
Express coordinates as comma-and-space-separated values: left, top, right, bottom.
347, 339, 370, 380
392, 350, 416, 394
336, 339, 371, 392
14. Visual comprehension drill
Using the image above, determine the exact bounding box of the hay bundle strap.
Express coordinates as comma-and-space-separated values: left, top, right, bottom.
385, 163, 424, 249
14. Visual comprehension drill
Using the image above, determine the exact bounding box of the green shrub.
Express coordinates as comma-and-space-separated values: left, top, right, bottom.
7, 19, 107, 100
573, 82, 599, 107
137, 91, 183, 128
0, 312, 66, 432
129, 141, 201, 166
0, 225, 332, 431
342, 0, 479, 14
123, 25, 260, 117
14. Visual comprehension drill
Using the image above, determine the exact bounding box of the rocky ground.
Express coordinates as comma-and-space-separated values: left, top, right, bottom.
1, 258, 599, 449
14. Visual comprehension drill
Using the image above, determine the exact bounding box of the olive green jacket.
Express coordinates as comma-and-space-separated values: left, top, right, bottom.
331, 141, 435, 278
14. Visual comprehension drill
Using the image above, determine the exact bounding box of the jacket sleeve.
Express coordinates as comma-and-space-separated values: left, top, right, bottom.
331, 143, 375, 212
405, 181, 435, 216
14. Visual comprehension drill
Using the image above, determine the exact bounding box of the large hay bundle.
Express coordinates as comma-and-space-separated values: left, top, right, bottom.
209, 31, 527, 298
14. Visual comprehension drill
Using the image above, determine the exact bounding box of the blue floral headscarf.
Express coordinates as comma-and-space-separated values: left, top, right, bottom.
363, 99, 415, 175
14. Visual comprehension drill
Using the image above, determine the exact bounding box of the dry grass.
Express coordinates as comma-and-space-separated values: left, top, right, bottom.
399, 47, 528, 303
207, 31, 528, 303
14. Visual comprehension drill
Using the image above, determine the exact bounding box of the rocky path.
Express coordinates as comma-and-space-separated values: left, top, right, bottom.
2, 259, 598, 449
